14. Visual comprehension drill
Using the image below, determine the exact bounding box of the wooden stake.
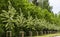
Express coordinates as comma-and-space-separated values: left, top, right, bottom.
19, 31, 24, 37
36, 31, 38, 36
29, 31, 32, 37
6, 31, 12, 37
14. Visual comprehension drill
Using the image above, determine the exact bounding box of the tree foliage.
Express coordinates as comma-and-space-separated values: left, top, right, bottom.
0, 0, 60, 37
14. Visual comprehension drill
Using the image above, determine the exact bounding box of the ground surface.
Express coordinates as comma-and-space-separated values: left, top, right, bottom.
25, 33, 60, 37
55, 36, 60, 37
33, 33, 60, 37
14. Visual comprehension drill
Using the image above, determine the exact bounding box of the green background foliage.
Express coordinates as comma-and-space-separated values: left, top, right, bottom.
0, 0, 60, 37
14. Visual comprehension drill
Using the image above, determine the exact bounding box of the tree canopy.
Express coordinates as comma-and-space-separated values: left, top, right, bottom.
0, 0, 60, 37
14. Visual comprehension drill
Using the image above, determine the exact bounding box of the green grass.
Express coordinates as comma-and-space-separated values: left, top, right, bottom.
25, 32, 60, 37
33, 33, 60, 37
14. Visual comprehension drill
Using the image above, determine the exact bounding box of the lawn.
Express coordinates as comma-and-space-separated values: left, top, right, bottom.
33, 33, 60, 37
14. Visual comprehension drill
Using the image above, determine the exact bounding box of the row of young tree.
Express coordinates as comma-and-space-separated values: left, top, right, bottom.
0, 0, 60, 36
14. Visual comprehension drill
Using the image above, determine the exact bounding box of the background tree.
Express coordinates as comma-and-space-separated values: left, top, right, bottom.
32, 0, 52, 12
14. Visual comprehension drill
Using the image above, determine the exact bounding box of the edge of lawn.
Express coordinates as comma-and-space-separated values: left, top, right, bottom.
33, 32, 60, 37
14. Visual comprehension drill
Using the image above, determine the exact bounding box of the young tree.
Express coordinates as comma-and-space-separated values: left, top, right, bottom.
0, 1, 16, 31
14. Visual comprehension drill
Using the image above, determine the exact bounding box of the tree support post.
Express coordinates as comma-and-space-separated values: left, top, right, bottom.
36, 31, 38, 36
19, 31, 24, 37
6, 31, 12, 37
29, 31, 32, 37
